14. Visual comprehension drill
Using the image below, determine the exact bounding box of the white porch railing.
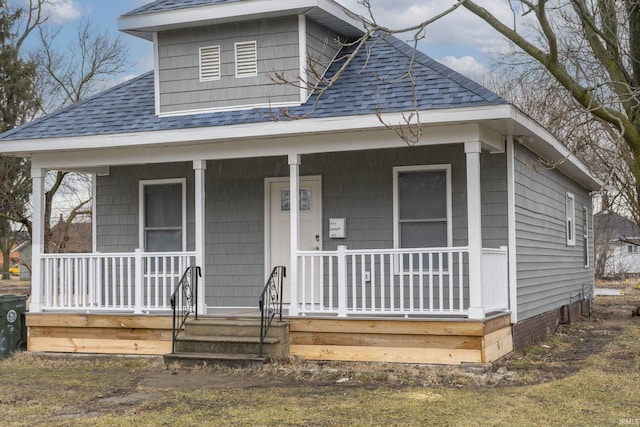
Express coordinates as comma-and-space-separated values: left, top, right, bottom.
40, 250, 197, 312
481, 246, 509, 312
297, 246, 509, 318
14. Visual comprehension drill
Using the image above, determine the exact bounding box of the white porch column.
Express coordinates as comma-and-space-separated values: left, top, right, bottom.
288, 154, 301, 316
465, 141, 485, 319
193, 160, 206, 315
30, 167, 46, 312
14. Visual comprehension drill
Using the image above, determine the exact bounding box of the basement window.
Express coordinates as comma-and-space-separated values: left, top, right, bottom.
199, 45, 221, 81
235, 41, 257, 78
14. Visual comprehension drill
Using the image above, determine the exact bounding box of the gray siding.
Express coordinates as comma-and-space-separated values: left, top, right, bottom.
305, 19, 340, 90
157, 17, 300, 114
481, 151, 508, 248
514, 142, 594, 320
96, 163, 195, 252
95, 146, 508, 307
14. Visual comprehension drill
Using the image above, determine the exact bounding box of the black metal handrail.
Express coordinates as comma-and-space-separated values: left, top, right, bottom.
171, 266, 201, 353
258, 266, 286, 356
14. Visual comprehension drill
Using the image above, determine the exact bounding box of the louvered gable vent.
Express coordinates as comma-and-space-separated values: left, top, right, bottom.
235, 41, 257, 78
199, 46, 221, 81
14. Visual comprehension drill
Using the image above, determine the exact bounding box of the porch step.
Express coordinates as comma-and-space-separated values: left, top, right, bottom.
164, 352, 269, 368
184, 318, 287, 339
174, 335, 281, 356
164, 317, 290, 367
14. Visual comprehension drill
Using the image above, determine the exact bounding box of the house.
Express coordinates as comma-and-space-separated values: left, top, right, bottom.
593, 210, 640, 278
0, 0, 599, 364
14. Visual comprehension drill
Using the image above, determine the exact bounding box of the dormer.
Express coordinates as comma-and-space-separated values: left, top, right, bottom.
118, 0, 365, 117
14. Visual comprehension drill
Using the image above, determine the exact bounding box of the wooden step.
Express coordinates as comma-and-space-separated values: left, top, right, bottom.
164, 352, 269, 368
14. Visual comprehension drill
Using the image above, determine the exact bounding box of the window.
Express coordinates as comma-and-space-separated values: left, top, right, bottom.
629, 245, 638, 253
566, 192, 576, 246
140, 179, 186, 252
393, 165, 451, 251
199, 46, 221, 81
235, 41, 257, 78
583, 206, 589, 267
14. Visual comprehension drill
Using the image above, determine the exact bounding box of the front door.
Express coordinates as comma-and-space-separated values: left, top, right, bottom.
267, 177, 322, 303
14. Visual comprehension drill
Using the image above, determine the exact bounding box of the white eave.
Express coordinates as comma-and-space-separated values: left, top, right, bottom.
0, 104, 602, 191
118, 0, 366, 40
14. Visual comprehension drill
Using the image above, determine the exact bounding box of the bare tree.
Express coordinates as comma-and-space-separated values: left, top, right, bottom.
461, 1, 640, 225
1, 0, 128, 255
34, 19, 128, 113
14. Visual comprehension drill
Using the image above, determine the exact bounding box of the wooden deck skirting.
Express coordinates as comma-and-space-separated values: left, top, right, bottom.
25, 312, 514, 364
289, 314, 513, 365
26, 313, 174, 355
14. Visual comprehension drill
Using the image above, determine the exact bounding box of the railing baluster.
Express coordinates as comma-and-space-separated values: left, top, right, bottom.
389, 253, 395, 311
419, 251, 424, 312
429, 252, 434, 312
448, 252, 453, 312
409, 253, 414, 312
380, 254, 385, 312
369, 254, 377, 311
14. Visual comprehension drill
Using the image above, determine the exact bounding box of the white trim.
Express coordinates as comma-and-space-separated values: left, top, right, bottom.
583, 205, 590, 268
92, 173, 97, 253
235, 41, 257, 78
566, 192, 576, 247
465, 142, 484, 319
158, 101, 302, 117
392, 164, 453, 252
193, 160, 207, 314
30, 167, 46, 312
138, 178, 187, 251
199, 45, 221, 81
8, 104, 601, 191
153, 32, 160, 117
3, 107, 505, 154
117, 0, 365, 39
506, 136, 517, 323
298, 14, 308, 104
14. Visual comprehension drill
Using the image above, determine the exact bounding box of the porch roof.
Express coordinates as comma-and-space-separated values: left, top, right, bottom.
0, 34, 506, 142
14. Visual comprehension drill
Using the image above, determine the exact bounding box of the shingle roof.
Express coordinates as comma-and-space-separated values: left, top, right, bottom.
123, 0, 238, 17
594, 211, 640, 242
0, 34, 507, 141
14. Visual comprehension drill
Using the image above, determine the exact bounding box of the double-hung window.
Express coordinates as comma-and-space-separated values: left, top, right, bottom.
393, 165, 451, 270
566, 192, 576, 246
140, 179, 186, 252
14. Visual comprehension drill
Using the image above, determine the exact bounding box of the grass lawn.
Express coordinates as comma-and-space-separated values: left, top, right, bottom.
1, 285, 639, 426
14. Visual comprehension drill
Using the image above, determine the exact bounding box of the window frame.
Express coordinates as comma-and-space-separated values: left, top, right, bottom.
583, 206, 589, 268
393, 164, 453, 251
234, 41, 258, 78
566, 192, 576, 246
139, 178, 187, 252
199, 45, 221, 81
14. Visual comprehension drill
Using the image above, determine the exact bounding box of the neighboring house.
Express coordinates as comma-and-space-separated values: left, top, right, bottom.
0, 0, 599, 364
1, 232, 29, 277
594, 210, 640, 278
48, 216, 93, 254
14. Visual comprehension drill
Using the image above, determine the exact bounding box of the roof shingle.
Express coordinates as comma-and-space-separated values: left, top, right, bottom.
0, 34, 506, 141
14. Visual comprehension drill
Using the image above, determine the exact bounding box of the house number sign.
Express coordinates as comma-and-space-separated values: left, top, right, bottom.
329, 218, 345, 239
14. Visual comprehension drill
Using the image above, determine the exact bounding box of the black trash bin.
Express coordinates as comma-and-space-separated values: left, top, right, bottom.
0, 294, 28, 359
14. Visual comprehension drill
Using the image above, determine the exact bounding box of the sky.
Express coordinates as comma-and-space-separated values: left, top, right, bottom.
9, 0, 519, 85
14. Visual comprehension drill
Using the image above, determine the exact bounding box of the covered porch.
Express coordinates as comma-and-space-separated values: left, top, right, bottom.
25, 123, 515, 363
